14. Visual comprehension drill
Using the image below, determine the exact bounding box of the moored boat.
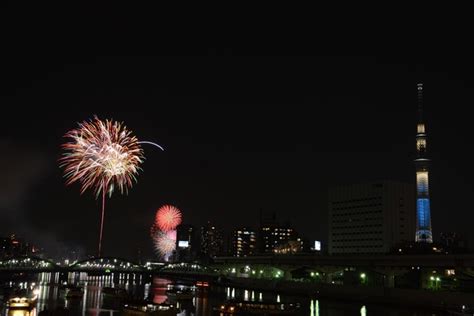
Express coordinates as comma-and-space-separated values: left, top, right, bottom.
214, 300, 300, 315
65, 286, 83, 299
165, 284, 195, 300
123, 301, 178, 315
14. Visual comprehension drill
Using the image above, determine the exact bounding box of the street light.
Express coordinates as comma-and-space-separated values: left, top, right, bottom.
360, 273, 367, 285
430, 275, 441, 290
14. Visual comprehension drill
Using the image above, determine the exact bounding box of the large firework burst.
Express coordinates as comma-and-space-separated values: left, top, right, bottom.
60, 116, 144, 198
60, 116, 163, 257
153, 230, 177, 260
155, 205, 182, 232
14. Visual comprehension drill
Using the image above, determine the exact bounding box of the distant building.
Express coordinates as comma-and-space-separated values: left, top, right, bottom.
273, 238, 303, 254
259, 226, 300, 254
257, 210, 303, 254
176, 224, 196, 261
200, 222, 224, 258
232, 228, 257, 257
328, 181, 415, 254
0, 235, 36, 258
440, 232, 468, 252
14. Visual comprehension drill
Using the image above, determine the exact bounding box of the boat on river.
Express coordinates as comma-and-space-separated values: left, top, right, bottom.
123, 301, 178, 315
214, 300, 301, 315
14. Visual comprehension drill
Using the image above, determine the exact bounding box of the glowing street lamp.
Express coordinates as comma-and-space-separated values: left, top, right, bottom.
430, 275, 441, 289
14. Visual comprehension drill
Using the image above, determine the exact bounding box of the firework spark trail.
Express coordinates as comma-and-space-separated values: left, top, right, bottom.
139, 141, 165, 151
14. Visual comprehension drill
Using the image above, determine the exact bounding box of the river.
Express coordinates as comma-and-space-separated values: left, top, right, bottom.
0, 272, 450, 315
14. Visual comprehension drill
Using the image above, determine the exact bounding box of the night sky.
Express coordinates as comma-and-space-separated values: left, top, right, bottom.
1, 12, 473, 259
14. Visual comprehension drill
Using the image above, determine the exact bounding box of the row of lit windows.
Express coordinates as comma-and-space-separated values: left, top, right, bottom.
235, 246, 255, 250
235, 237, 256, 241
261, 227, 293, 232
234, 241, 256, 245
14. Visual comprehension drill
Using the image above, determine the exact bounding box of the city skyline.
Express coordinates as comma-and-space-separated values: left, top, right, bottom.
2, 54, 474, 259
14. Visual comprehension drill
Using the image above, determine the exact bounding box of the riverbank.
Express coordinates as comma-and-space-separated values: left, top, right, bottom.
216, 276, 474, 311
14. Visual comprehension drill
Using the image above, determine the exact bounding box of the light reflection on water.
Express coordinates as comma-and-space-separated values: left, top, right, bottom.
0, 272, 447, 316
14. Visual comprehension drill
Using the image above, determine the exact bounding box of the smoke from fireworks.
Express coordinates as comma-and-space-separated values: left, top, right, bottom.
155, 205, 182, 232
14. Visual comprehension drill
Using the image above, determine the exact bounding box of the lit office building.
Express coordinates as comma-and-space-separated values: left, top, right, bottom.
200, 222, 224, 258
328, 181, 415, 254
259, 226, 299, 253
232, 228, 257, 257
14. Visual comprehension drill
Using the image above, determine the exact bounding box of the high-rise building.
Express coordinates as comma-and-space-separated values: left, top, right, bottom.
257, 210, 303, 254
259, 226, 299, 253
200, 222, 224, 258
175, 224, 196, 261
328, 181, 415, 254
232, 228, 257, 257
415, 83, 433, 243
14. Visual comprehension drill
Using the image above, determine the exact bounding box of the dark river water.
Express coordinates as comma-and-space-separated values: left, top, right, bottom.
0, 272, 449, 315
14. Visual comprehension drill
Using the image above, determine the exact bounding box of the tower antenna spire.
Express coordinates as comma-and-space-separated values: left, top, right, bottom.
417, 83, 424, 123
415, 82, 433, 244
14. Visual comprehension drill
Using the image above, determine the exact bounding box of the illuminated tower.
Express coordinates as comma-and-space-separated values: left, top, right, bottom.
415, 83, 433, 243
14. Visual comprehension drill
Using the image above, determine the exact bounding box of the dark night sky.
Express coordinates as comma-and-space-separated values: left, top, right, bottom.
1, 8, 474, 259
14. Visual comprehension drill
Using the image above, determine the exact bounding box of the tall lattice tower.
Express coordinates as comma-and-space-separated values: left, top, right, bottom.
414, 83, 433, 243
